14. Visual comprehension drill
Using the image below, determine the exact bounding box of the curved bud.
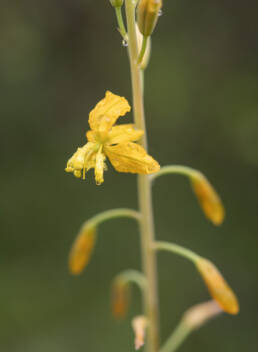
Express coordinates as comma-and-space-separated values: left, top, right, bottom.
69, 225, 97, 275
111, 278, 130, 319
137, 0, 162, 37
196, 258, 239, 315
191, 173, 225, 226
132, 316, 148, 350
183, 300, 222, 330
110, 0, 124, 7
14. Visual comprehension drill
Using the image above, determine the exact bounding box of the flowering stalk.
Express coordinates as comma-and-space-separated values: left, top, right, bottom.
125, 0, 160, 351
160, 301, 222, 352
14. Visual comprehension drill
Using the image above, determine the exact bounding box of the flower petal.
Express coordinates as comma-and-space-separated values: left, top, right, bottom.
89, 91, 131, 132
108, 124, 144, 145
105, 142, 160, 174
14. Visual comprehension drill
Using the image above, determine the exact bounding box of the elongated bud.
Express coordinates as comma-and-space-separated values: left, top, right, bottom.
191, 172, 225, 226
137, 0, 162, 37
110, 0, 124, 7
196, 258, 239, 315
183, 300, 222, 330
111, 279, 130, 319
69, 224, 97, 275
132, 316, 148, 350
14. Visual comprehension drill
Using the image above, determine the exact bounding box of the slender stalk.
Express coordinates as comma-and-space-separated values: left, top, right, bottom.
138, 36, 148, 64
125, 1, 160, 351
160, 321, 192, 352
115, 7, 128, 40
115, 269, 147, 292
150, 165, 201, 182
86, 208, 141, 227
154, 241, 201, 263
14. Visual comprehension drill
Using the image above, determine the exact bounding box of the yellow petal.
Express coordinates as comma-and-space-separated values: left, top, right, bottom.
108, 124, 144, 145
89, 91, 131, 132
69, 225, 97, 275
105, 142, 160, 174
191, 173, 225, 226
196, 257, 239, 315
86, 130, 96, 143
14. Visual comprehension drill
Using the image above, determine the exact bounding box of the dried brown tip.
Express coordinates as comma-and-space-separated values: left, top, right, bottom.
191, 173, 225, 226
69, 225, 96, 275
132, 316, 148, 350
111, 279, 130, 320
183, 300, 222, 329
196, 258, 239, 315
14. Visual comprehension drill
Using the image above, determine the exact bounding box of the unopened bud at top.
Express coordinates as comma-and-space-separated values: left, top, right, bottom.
110, 0, 124, 7
183, 300, 222, 330
69, 224, 97, 275
137, 0, 162, 37
196, 257, 239, 315
191, 172, 225, 226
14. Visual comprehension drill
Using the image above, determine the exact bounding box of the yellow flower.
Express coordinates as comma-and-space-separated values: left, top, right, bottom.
65, 91, 160, 184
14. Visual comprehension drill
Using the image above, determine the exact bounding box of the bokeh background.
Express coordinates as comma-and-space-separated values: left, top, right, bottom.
1, 0, 258, 351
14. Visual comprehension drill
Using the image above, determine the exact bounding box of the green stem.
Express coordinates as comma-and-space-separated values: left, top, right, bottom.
115, 269, 147, 292
85, 208, 141, 228
150, 165, 201, 182
160, 321, 192, 352
115, 7, 128, 40
138, 36, 148, 64
154, 241, 201, 263
125, 1, 160, 352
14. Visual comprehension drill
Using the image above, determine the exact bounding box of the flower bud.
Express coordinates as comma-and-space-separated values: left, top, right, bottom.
191, 172, 225, 226
132, 316, 148, 350
110, 0, 124, 7
137, 0, 162, 37
69, 225, 97, 275
111, 279, 130, 319
196, 258, 239, 315
183, 300, 222, 330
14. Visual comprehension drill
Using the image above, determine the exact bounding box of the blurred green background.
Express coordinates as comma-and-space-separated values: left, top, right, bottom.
1, 0, 258, 351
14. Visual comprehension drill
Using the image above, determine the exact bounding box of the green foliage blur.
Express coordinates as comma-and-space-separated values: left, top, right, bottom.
1, 0, 258, 351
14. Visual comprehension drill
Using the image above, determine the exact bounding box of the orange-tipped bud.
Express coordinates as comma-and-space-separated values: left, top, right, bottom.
111, 279, 130, 319
137, 0, 162, 37
132, 316, 148, 350
69, 225, 96, 275
183, 300, 222, 329
196, 258, 239, 315
191, 173, 225, 226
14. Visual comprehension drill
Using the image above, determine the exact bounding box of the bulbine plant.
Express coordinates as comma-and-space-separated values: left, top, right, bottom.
65, 1, 239, 351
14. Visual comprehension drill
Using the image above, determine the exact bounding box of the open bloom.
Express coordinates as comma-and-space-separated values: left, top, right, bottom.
65, 91, 160, 184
